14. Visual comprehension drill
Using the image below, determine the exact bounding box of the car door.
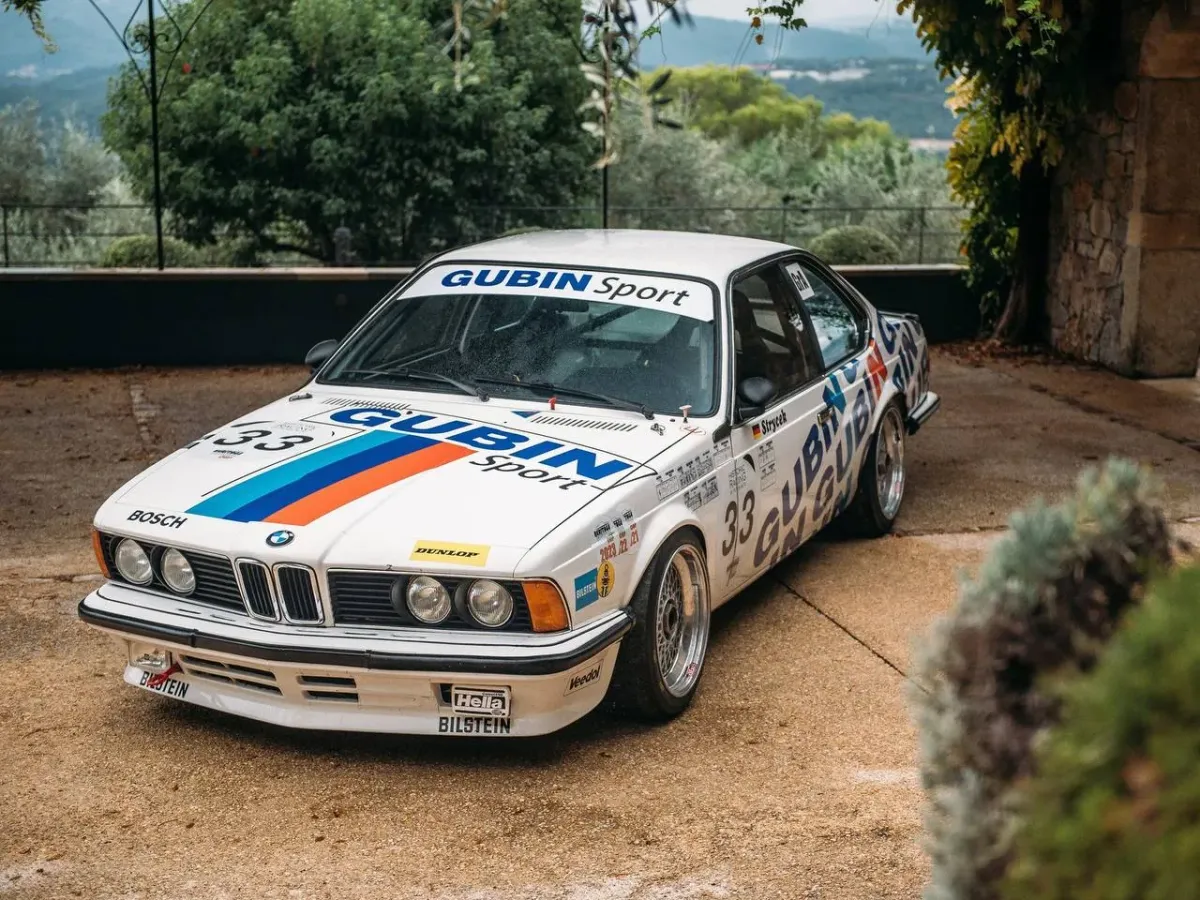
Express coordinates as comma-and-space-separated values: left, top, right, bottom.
782, 256, 875, 543
720, 260, 824, 590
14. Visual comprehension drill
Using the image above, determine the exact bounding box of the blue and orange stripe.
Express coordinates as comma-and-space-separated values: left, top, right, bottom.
187, 431, 471, 526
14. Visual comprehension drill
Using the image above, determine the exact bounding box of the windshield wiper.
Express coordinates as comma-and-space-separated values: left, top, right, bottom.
475, 377, 654, 419
341, 367, 489, 401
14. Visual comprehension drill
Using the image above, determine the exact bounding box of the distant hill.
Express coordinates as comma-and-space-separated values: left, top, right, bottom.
637, 14, 928, 69
772, 59, 955, 139
0, 66, 114, 129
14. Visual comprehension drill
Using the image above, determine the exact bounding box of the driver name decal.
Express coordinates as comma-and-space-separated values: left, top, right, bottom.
402, 264, 715, 323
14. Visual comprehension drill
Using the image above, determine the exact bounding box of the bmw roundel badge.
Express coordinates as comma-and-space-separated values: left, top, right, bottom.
266, 530, 295, 547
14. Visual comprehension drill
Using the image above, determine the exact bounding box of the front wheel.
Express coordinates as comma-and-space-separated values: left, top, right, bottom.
845, 400, 907, 537
608, 532, 711, 721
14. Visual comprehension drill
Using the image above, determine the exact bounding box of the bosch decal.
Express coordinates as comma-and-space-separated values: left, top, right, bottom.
127, 510, 187, 529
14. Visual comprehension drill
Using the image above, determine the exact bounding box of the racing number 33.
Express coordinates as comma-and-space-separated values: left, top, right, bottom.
721, 491, 755, 556
213, 428, 314, 452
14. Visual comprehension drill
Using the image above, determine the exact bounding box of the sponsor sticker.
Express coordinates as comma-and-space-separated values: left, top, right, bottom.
410, 540, 490, 567
597, 560, 616, 598
683, 474, 721, 512
138, 670, 189, 698
450, 685, 511, 718
751, 409, 787, 440
785, 262, 816, 301
404, 264, 716, 323
438, 716, 512, 735
600, 522, 639, 562
127, 509, 188, 529
564, 661, 604, 695
712, 438, 732, 468
755, 441, 777, 490
655, 448, 716, 501
574, 569, 599, 610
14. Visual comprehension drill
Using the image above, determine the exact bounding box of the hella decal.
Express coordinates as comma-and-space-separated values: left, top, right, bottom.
411, 541, 490, 567
127, 510, 187, 529
328, 409, 633, 484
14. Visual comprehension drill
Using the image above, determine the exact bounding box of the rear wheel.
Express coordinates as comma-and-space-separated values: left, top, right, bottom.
608, 532, 711, 721
845, 400, 906, 537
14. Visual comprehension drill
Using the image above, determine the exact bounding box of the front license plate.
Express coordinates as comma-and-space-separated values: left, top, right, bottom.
450, 685, 511, 718
138, 669, 191, 699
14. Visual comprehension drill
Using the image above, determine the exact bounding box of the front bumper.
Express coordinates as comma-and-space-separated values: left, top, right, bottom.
79, 583, 632, 736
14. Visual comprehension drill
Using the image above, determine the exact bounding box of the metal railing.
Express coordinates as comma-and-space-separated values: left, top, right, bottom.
0, 202, 966, 268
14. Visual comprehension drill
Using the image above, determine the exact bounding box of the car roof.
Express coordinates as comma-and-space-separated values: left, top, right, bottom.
435, 229, 798, 285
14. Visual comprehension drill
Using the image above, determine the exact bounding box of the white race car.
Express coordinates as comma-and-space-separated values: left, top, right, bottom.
79, 230, 939, 737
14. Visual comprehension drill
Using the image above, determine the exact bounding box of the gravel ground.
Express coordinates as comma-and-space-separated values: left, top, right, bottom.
3, 352, 1199, 900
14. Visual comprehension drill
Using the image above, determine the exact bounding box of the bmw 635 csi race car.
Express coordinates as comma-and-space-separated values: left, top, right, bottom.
79, 229, 939, 737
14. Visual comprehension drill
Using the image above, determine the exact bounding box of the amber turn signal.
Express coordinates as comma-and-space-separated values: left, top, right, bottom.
92, 528, 111, 579
522, 580, 570, 633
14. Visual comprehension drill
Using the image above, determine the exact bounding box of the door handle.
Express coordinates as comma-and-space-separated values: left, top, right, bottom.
817, 406, 832, 424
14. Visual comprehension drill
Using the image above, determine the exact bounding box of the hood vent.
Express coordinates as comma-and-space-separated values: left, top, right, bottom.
529, 415, 638, 432
321, 397, 411, 412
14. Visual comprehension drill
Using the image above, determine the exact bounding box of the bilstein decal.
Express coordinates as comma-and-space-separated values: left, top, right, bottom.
410, 541, 490, 567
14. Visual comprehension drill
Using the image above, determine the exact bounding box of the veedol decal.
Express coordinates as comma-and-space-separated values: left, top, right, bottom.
127, 509, 187, 529
186, 409, 635, 526
402, 264, 716, 323
410, 541, 490, 567
564, 661, 603, 695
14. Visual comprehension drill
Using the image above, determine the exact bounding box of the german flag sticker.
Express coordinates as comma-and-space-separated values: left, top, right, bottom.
751, 423, 763, 440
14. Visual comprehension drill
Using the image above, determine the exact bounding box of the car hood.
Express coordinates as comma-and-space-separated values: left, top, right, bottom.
106, 387, 698, 571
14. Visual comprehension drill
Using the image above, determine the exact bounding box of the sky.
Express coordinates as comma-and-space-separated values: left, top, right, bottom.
680, 0, 902, 27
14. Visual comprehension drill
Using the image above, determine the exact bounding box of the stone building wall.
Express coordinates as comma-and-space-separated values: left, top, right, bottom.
1046, 0, 1200, 377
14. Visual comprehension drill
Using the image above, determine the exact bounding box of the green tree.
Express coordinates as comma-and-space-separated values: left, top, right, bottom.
102, 0, 592, 263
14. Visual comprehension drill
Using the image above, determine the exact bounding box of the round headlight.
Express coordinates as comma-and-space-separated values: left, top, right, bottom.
466, 579, 514, 629
114, 539, 153, 585
406, 575, 451, 624
160, 548, 195, 595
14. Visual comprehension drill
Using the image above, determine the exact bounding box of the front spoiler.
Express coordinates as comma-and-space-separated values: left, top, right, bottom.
79, 583, 632, 677
906, 391, 941, 435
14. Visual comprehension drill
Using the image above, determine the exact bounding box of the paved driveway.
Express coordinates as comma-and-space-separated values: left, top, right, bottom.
4, 352, 1200, 900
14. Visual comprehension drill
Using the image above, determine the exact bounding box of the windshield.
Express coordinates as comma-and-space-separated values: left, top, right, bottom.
320, 263, 719, 416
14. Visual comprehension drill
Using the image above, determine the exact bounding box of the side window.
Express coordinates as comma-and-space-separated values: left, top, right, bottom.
730, 266, 815, 398
786, 261, 866, 369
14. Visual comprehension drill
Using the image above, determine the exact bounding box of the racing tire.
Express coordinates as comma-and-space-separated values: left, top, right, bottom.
607, 531, 711, 722
845, 400, 907, 538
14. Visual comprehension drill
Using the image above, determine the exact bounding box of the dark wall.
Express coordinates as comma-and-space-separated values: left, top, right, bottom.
0, 265, 977, 370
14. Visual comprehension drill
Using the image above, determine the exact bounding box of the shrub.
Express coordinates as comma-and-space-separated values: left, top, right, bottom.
1004, 563, 1200, 900
910, 458, 1172, 900
808, 224, 901, 265
98, 234, 198, 268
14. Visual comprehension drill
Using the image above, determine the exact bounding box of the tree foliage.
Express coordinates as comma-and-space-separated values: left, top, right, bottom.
102, 0, 592, 263
809, 225, 901, 264
911, 458, 1172, 900
1004, 563, 1200, 900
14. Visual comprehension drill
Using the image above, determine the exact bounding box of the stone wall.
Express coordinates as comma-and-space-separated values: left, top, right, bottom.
1047, 0, 1200, 377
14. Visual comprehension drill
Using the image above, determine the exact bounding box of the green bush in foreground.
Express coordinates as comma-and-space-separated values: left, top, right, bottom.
808, 224, 901, 265
1005, 563, 1200, 900
98, 234, 198, 268
911, 459, 1171, 900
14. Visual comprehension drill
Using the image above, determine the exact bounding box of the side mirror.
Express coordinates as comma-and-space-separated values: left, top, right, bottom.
736, 376, 777, 420
305, 339, 339, 372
